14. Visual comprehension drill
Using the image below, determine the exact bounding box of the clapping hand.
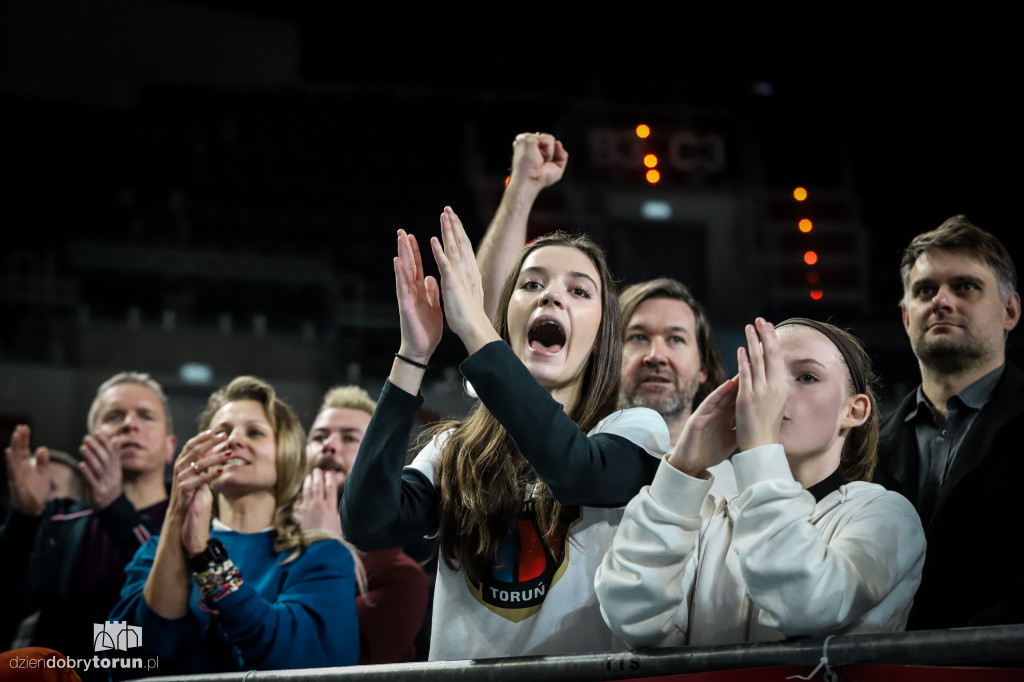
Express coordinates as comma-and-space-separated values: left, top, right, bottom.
169, 430, 227, 555
4, 425, 50, 516
668, 318, 788, 477
734, 318, 787, 452
79, 433, 124, 511
430, 207, 500, 355
394, 229, 443, 367
669, 378, 739, 477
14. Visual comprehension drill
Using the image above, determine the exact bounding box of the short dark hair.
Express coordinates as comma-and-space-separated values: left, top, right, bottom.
901, 215, 1017, 302
618, 278, 725, 408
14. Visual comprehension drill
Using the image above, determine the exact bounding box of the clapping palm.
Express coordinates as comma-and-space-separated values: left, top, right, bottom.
394, 229, 443, 363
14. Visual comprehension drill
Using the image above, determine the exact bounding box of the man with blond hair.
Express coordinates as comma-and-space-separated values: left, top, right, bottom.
297, 385, 429, 664
2, 372, 175, 677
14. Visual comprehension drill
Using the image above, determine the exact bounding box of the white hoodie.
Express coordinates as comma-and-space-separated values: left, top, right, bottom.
595, 444, 926, 647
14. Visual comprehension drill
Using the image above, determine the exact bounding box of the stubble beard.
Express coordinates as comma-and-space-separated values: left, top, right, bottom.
622, 375, 700, 421
913, 328, 995, 377
311, 461, 348, 497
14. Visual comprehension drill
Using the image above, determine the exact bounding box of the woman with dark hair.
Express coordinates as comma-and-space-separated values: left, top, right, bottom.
109, 376, 361, 673
595, 318, 927, 646
341, 207, 669, 659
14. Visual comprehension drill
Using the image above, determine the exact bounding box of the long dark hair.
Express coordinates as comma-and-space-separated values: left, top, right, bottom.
431, 231, 622, 582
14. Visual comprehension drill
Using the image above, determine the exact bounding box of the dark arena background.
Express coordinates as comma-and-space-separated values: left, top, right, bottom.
2, 4, 1023, 678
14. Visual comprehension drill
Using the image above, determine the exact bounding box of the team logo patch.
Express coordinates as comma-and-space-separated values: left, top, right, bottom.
466, 502, 582, 622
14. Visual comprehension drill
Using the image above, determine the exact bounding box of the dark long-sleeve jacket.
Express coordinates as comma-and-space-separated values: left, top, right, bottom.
875, 361, 1024, 629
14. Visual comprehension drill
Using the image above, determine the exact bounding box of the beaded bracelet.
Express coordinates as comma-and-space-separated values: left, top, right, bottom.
193, 558, 244, 603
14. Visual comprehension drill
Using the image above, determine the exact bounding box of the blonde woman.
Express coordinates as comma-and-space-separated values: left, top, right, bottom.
110, 376, 360, 673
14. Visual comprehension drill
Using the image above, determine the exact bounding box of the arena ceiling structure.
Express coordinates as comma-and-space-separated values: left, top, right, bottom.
2, 2, 1018, 445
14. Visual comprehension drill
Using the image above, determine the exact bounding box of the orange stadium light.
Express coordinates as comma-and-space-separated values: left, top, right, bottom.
793, 187, 808, 201
636, 124, 651, 139
643, 154, 658, 168
804, 250, 818, 265
645, 169, 661, 184
810, 290, 823, 300
799, 219, 813, 233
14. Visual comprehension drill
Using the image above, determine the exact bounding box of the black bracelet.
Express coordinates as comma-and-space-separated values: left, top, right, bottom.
394, 353, 429, 370
187, 538, 229, 574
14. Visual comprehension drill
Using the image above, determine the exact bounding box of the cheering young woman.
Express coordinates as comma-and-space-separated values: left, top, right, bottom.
341, 207, 669, 659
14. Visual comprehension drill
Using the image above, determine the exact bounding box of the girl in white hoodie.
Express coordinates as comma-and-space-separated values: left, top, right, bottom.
595, 317, 926, 647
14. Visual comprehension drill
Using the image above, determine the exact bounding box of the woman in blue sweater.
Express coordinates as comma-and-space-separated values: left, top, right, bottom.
109, 376, 361, 674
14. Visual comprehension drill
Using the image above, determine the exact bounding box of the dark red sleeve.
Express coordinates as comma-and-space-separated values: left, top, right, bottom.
356, 548, 430, 665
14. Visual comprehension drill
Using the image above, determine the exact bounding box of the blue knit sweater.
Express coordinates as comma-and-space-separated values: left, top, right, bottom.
109, 526, 359, 674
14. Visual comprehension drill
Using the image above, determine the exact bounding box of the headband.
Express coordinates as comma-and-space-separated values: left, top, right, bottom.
775, 318, 868, 395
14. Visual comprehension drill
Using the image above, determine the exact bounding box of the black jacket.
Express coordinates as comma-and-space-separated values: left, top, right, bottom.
874, 361, 1024, 630
0, 494, 165, 679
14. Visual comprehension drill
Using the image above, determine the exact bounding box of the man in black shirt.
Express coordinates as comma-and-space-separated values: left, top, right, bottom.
2, 372, 176, 680
875, 216, 1023, 629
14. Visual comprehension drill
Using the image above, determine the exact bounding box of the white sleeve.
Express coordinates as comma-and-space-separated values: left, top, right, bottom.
405, 429, 449, 485
731, 444, 926, 636
707, 459, 738, 498
594, 455, 713, 648
589, 406, 671, 457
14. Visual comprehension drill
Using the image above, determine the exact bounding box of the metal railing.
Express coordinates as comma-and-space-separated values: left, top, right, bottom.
132, 624, 1024, 682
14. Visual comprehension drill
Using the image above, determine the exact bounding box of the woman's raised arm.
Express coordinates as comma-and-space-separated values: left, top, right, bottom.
390, 228, 444, 396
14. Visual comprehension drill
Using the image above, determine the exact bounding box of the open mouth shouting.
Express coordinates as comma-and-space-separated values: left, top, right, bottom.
528, 318, 566, 355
